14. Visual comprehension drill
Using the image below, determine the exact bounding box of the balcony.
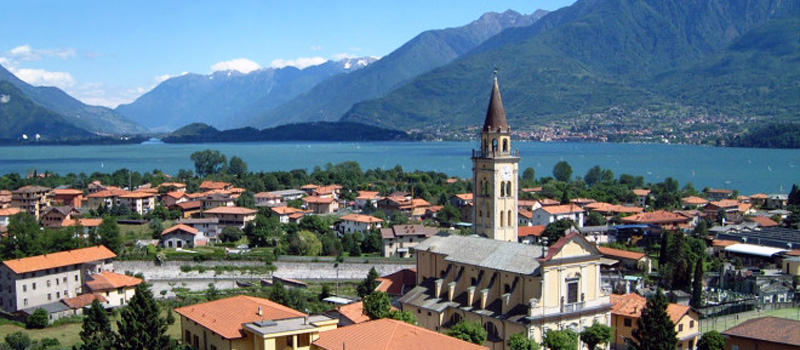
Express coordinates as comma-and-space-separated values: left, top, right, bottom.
561, 301, 585, 313
472, 149, 520, 159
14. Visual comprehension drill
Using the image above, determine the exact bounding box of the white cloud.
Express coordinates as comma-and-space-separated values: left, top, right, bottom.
14, 68, 76, 89
332, 53, 358, 60
210, 58, 262, 74
310, 45, 322, 51
8, 44, 76, 61
270, 56, 328, 69
154, 74, 173, 84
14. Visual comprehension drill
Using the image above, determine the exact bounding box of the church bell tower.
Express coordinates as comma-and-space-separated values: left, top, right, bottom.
472, 73, 519, 242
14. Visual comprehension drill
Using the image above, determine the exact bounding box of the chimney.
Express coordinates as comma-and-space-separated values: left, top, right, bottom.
257, 306, 263, 316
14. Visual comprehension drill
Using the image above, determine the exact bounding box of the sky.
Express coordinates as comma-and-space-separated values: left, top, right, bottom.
0, 0, 575, 108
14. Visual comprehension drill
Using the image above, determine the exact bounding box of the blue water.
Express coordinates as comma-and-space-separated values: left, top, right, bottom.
0, 141, 798, 195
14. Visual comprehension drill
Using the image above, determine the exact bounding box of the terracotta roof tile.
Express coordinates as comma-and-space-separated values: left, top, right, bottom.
455, 193, 474, 201
2, 246, 116, 274
303, 196, 336, 204
336, 301, 371, 324
749, 193, 768, 199
632, 189, 651, 196
712, 239, 740, 248
173, 201, 202, 210
598, 246, 646, 261
162, 224, 199, 236
199, 181, 231, 190
356, 191, 381, 200
0, 208, 22, 216
681, 196, 709, 206
271, 206, 305, 215
519, 209, 533, 219
541, 204, 584, 215
62, 293, 107, 309
313, 318, 489, 350
62, 218, 104, 227
340, 214, 383, 224
518, 225, 545, 238
722, 317, 800, 346
204, 206, 257, 215
52, 188, 83, 195
375, 268, 416, 296
175, 295, 305, 339
621, 210, 691, 224
610, 293, 689, 324
85, 271, 143, 291
748, 216, 779, 228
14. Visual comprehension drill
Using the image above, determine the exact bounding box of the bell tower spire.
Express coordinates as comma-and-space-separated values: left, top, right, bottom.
472, 72, 519, 242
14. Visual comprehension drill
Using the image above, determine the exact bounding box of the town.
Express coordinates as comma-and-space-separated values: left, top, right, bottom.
1, 79, 798, 350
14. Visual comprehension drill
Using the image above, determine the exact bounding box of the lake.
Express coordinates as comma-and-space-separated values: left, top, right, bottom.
1, 141, 798, 195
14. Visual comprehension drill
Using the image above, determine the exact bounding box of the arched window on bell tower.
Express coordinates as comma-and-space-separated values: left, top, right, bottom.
502, 139, 508, 153
500, 181, 505, 197
492, 139, 498, 153
506, 182, 512, 197
500, 211, 504, 227
508, 210, 513, 227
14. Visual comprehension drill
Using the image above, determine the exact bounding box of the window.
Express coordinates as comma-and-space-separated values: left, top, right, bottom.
508, 210, 512, 227
56, 292, 60, 299
500, 211, 504, 227
678, 324, 683, 332
48, 293, 52, 301
500, 181, 506, 197
74, 275, 78, 281
484, 322, 499, 339
24, 298, 28, 306
32, 283, 36, 290
47, 280, 51, 287
192, 335, 199, 348
624, 318, 632, 327
502, 139, 508, 152
689, 320, 694, 328
567, 280, 579, 303
22, 285, 26, 292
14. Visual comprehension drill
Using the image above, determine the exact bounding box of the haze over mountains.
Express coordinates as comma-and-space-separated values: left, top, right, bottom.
1, 0, 798, 143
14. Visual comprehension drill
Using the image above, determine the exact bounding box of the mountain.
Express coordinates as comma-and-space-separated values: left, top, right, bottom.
0, 65, 146, 135
246, 9, 548, 129
162, 122, 408, 143
341, 0, 799, 131
116, 57, 376, 131
0, 81, 94, 140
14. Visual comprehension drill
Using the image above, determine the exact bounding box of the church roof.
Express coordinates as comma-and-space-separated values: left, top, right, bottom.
483, 76, 509, 133
414, 235, 544, 275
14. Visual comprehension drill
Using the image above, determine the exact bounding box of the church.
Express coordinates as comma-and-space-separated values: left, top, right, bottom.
399, 75, 612, 349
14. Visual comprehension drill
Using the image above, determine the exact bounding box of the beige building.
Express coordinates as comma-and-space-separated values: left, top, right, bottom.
336, 213, 383, 234
11, 185, 52, 219
83, 271, 143, 308
399, 233, 611, 350
203, 206, 257, 229
380, 224, 438, 258
472, 76, 519, 242
175, 295, 338, 350
610, 293, 700, 350
0, 246, 116, 312
119, 191, 157, 215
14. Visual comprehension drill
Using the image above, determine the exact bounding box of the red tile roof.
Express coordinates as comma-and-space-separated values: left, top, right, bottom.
748, 216, 779, 228
340, 214, 383, 224
621, 210, 691, 225
312, 318, 489, 350
632, 189, 651, 196
712, 239, 740, 248
598, 246, 646, 261
540, 204, 584, 215
303, 196, 336, 204
204, 206, 257, 215
62, 293, 107, 309
610, 293, 690, 324
199, 181, 231, 190
681, 196, 709, 206
518, 225, 545, 238
375, 268, 416, 296
2, 246, 116, 274
85, 271, 143, 291
271, 206, 305, 215
173, 201, 202, 210
356, 191, 381, 200
162, 224, 199, 236
52, 188, 83, 195
722, 317, 800, 346
62, 218, 104, 227
336, 301, 371, 324
175, 295, 305, 339
519, 209, 533, 219
455, 193, 474, 201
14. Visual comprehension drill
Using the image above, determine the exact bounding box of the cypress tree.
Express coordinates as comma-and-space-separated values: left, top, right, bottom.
78, 299, 114, 350
670, 233, 691, 290
690, 258, 704, 309
116, 283, 171, 350
631, 289, 678, 350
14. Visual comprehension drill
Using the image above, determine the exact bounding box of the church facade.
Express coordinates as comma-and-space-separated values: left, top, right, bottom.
399, 76, 611, 350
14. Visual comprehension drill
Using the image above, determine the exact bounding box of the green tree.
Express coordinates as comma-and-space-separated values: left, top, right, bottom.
543, 329, 578, 350
387, 310, 417, 325
235, 191, 256, 208
438, 204, 462, 224
690, 257, 704, 309
115, 283, 172, 350
25, 308, 49, 329
580, 322, 613, 350
4, 332, 31, 350
522, 167, 536, 183
509, 332, 539, 350
269, 280, 289, 305
190, 149, 227, 177
584, 165, 603, 187
356, 267, 381, 298
245, 215, 282, 247
585, 212, 607, 226
97, 217, 122, 253
149, 219, 164, 239
228, 156, 248, 178
447, 320, 487, 345
219, 226, 244, 243
363, 291, 392, 319
78, 299, 115, 350
789, 184, 800, 205
553, 161, 573, 182
1, 212, 42, 258
289, 230, 322, 256
630, 289, 677, 350
696, 330, 725, 350
544, 219, 573, 246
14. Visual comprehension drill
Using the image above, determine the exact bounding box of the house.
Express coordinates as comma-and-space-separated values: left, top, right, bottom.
40, 206, 81, 228
119, 191, 157, 215
170, 200, 202, 218
85, 188, 129, 210
314, 185, 342, 199
681, 196, 709, 208
0, 190, 12, 208
0, 246, 116, 313
62, 218, 104, 236
269, 189, 306, 202
355, 191, 381, 209
201, 192, 235, 210
0, 207, 22, 227
311, 318, 489, 350
722, 316, 800, 350
325, 301, 371, 326
620, 210, 692, 230
178, 217, 221, 243
255, 192, 283, 207
377, 196, 430, 217
203, 206, 257, 229
11, 185, 52, 219
766, 193, 789, 209
157, 182, 187, 192
380, 225, 438, 258
705, 188, 734, 201
199, 180, 231, 192
632, 189, 650, 207
161, 191, 187, 207
746, 215, 779, 228
336, 214, 383, 234
517, 225, 545, 244
518, 209, 534, 226
300, 183, 320, 195
584, 202, 644, 217
303, 196, 339, 215
748, 193, 768, 207
161, 224, 206, 248
450, 193, 474, 207
610, 293, 700, 350
52, 188, 83, 208
175, 295, 338, 350
271, 206, 308, 224
531, 203, 585, 228
399, 233, 611, 349
705, 199, 750, 223
597, 246, 651, 273
83, 271, 143, 308
375, 268, 417, 298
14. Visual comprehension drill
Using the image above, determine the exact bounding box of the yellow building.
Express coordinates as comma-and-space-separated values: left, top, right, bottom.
472, 75, 519, 242
399, 233, 611, 350
610, 293, 700, 350
783, 256, 800, 277
175, 295, 338, 350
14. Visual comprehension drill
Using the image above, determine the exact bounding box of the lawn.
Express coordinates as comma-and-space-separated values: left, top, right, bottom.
0, 321, 82, 348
